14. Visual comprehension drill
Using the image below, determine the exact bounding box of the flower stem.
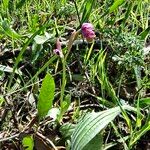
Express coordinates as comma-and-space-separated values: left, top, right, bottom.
60, 57, 66, 108
72, 0, 81, 27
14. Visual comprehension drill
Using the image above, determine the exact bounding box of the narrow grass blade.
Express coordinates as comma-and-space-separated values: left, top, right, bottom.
129, 120, 150, 147
122, 2, 133, 26
84, 41, 94, 64
7, 24, 48, 90
1, 19, 21, 39
80, 0, 95, 24
139, 27, 150, 40
109, 0, 125, 13
139, 97, 150, 107
96, 51, 132, 131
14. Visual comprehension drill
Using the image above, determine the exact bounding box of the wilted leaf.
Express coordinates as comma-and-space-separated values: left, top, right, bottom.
46, 107, 60, 121
67, 31, 79, 52
27, 92, 36, 108
0, 64, 22, 75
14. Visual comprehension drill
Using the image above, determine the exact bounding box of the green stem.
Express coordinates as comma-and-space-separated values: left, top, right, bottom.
73, 0, 81, 27
60, 57, 66, 108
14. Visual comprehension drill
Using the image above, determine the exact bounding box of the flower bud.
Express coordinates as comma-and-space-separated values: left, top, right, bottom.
53, 38, 63, 58
56, 38, 61, 50
81, 23, 96, 42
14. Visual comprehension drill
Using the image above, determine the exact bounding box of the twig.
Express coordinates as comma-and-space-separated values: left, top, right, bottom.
0, 133, 20, 142
36, 132, 58, 150
0, 106, 9, 123
5, 79, 43, 96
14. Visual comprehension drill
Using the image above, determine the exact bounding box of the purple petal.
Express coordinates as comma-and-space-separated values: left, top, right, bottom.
81, 23, 95, 42
53, 49, 63, 58
81, 23, 94, 31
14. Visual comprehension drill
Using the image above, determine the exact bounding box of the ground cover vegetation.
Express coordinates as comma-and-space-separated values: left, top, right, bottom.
0, 0, 150, 149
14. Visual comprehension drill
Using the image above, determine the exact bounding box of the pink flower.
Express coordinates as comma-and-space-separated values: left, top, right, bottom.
53, 38, 63, 58
81, 23, 96, 42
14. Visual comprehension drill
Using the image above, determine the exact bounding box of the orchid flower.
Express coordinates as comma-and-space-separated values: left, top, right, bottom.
53, 38, 63, 58
81, 23, 96, 42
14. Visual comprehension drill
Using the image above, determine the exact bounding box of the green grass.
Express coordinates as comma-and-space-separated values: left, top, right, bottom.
0, 0, 150, 150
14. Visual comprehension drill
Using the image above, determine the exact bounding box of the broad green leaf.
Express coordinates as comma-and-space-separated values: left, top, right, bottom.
22, 136, 34, 150
31, 43, 43, 63
37, 73, 55, 120
1, 19, 21, 39
34, 32, 51, 44
109, 0, 124, 13
71, 106, 134, 150
34, 35, 48, 44
82, 133, 103, 150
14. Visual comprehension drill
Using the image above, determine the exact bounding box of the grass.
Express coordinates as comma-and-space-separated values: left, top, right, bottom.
0, 0, 150, 150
